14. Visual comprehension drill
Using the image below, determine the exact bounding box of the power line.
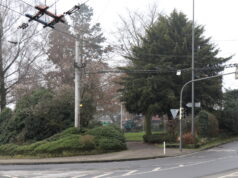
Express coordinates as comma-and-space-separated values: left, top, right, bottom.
49, 0, 61, 8
85, 63, 238, 74
17, 0, 34, 8
0, 3, 25, 16
95, 0, 111, 22
0, 3, 45, 38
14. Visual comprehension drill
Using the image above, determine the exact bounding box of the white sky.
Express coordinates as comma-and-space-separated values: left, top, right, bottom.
38, 0, 238, 90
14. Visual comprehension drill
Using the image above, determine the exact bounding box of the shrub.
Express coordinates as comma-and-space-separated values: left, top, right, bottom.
79, 135, 95, 150
98, 138, 126, 151
143, 133, 176, 143
86, 125, 125, 143
0, 108, 12, 123
34, 135, 81, 154
47, 127, 83, 141
0, 144, 18, 155
195, 110, 219, 137
220, 90, 238, 134
182, 133, 195, 145
0, 125, 128, 156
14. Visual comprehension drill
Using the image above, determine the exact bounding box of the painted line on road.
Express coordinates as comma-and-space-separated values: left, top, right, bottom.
3, 176, 18, 178
207, 149, 236, 152
218, 171, 238, 178
152, 167, 161, 171
122, 170, 138, 176
71, 174, 88, 178
92, 172, 113, 178
110, 155, 236, 178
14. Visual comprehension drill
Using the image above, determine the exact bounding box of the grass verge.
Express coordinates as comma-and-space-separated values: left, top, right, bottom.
198, 135, 238, 150
158, 135, 238, 150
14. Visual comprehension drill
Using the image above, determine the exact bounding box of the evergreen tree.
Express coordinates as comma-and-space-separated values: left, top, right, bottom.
120, 10, 230, 135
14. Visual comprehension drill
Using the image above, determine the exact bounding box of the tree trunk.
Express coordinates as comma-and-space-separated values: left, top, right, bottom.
0, 16, 6, 111
144, 113, 152, 136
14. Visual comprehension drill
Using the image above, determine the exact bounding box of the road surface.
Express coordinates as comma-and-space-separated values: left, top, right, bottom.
0, 141, 238, 178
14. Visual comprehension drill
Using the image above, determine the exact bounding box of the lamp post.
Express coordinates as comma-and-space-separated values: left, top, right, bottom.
191, 0, 195, 136
179, 71, 236, 152
120, 102, 123, 129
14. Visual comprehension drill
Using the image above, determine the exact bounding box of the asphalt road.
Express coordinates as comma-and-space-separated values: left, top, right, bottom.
0, 141, 238, 178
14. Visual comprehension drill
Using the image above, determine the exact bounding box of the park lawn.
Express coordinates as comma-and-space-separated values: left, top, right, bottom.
124, 131, 165, 142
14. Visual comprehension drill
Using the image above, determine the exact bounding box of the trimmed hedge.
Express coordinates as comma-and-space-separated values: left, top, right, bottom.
86, 125, 125, 142
143, 133, 176, 143
86, 125, 126, 151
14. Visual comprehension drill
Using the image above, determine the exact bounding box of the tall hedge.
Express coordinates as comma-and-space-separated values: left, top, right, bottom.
221, 90, 238, 134
195, 110, 219, 137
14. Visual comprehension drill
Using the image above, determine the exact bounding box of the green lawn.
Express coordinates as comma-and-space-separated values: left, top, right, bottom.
124, 131, 164, 141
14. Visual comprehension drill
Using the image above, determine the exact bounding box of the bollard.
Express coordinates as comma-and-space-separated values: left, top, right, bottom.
163, 141, 166, 155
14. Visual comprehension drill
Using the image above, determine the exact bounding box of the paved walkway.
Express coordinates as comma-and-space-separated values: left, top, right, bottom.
0, 142, 195, 165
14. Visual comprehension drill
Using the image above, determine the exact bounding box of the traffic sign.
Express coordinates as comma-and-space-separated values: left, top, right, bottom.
186, 102, 201, 108
170, 109, 179, 119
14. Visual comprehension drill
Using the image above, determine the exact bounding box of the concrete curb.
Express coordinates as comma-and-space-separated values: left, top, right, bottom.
0, 155, 178, 165
0, 139, 237, 165
0, 151, 192, 165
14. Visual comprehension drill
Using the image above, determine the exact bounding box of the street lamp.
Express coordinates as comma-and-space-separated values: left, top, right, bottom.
120, 102, 123, 129
179, 71, 236, 152
191, 0, 195, 137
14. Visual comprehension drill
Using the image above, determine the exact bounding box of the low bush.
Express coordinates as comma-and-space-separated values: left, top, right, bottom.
86, 125, 125, 143
79, 135, 95, 150
143, 133, 176, 143
98, 138, 126, 151
0, 126, 127, 157
182, 133, 196, 145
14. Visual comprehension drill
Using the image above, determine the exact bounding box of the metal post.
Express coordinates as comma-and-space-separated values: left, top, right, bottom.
179, 71, 236, 152
75, 38, 80, 128
120, 102, 123, 129
191, 0, 195, 136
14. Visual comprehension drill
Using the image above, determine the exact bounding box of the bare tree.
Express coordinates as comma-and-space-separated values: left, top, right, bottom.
115, 1, 159, 57
0, 0, 46, 110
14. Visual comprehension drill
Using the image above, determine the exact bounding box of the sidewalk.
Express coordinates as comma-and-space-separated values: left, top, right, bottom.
0, 142, 195, 165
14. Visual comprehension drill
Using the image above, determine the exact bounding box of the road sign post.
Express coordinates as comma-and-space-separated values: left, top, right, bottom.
235, 67, 238, 80
179, 71, 236, 152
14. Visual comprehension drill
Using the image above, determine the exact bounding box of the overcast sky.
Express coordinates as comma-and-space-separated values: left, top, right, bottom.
37, 0, 238, 90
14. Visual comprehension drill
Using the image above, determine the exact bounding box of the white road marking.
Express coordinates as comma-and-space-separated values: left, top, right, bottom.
111, 156, 235, 178
207, 149, 236, 152
3, 176, 18, 178
218, 171, 238, 178
1, 171, 93, 178
122, 170, 138, 176
92, 172, 113, 178
152, 167, 161, 171
71, 174, 88, 178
